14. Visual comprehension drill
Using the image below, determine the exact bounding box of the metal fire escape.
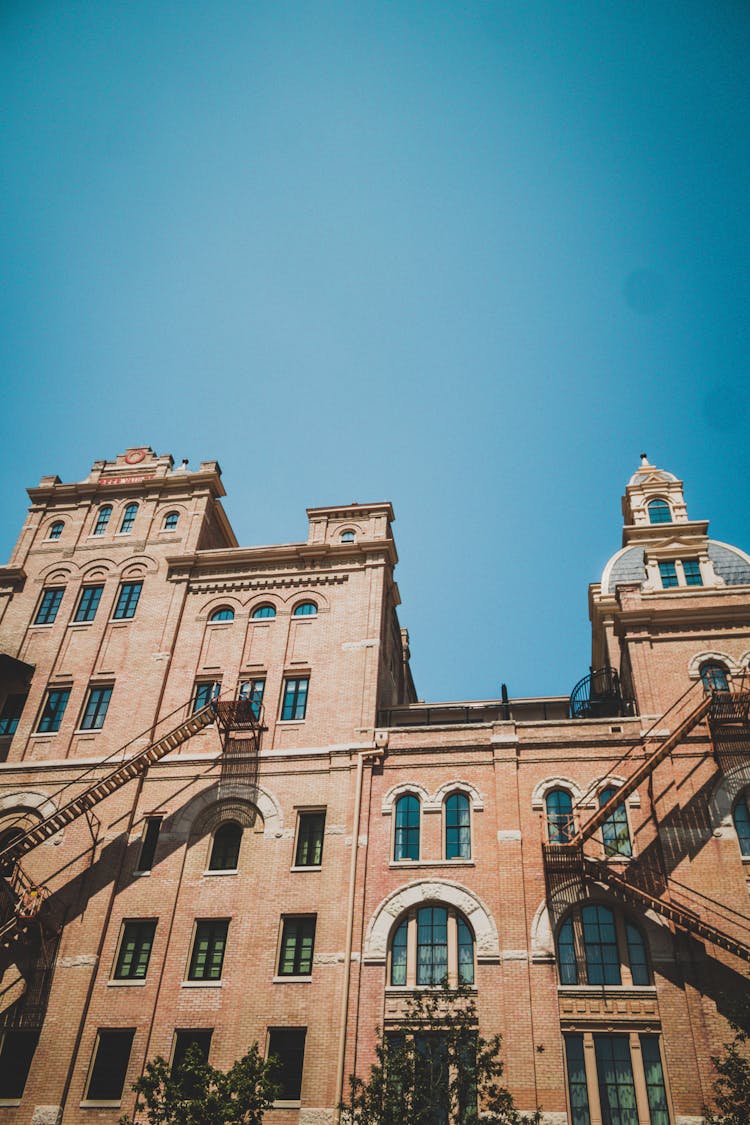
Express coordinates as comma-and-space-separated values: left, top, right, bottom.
544, 683, 750, 963
0, 696, 262, 1018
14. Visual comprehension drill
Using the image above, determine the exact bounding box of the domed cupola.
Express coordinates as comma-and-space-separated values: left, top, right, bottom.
622, 453, 688, 527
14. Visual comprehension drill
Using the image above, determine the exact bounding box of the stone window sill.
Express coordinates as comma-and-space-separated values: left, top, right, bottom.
108, 979, 147, 987
181, 980, 223, 988
273, 976, 312, 984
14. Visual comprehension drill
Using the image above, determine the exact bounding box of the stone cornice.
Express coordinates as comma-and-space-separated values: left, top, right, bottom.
166, 538, 397, 581
27, 467, 227, 505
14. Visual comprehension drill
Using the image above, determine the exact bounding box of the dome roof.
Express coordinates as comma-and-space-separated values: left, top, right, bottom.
601, 541, 750, 594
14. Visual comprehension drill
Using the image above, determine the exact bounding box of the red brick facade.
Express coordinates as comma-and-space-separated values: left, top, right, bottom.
0, 448, 748, 1125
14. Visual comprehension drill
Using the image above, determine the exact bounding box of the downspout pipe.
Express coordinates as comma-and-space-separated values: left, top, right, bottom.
334, 740, 385, 1122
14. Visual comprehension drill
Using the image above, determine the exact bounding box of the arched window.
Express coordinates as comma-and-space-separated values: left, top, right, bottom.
93, 506, 112, 536
700, 662, 730, 692
208, 822, 242, 871
546, 788, 574, 844
163, 511, 179, 530
48, 521, 64, 540
733, 794, 750, 856
293, 601, 317, 617
647, 498, 672, 524
599, 786, 632, 857
209, 607, 234, 622
119, 503, 138, 534
341, 531, 355, 543
445, 793, 470, 859
394, 794, 420, 861
390, 906, 474, 987
251, 604, 276, 619
557, 905, 649, 986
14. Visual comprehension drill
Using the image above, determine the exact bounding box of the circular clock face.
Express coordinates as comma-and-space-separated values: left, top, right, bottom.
125, 449, 146, 465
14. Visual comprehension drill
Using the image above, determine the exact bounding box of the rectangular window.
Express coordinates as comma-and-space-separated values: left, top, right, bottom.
113, 582, 142, 620
682, 559, 703, 586
0, 694, 27, 737
188, 920, 228, 981
594, 1034, 638, 1123
564, 1035, 591, 1125
36, 688, 71, 734
640, 1036, 670, 1125
295, 811, 325, 867
193, 681, 220, 713
85, 1029, 135, 1103
281, 677, 309, 721
114, 920, 156, 980
278, 917, 316, 976
74, 585, 104, 623
658, 561, 678, 589
80, 685, 113, 731
136, 817, 162, 872
267, 1028, 306, 1102
172, 1030, 212, 1073
239, 678, 265, 718
33, 587, 64, 625
0, 1029, 40, 1101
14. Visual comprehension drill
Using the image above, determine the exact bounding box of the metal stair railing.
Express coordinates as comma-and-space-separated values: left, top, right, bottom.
0, 703, 218, 866
583, 856, 750, 963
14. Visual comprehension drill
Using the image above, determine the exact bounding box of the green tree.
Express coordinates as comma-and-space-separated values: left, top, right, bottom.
119, 1043, 279, 1125
342, 985, 542, 1125
704, 997, 750, 1125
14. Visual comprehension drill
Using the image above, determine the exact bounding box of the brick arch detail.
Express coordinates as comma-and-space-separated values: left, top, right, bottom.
688, 650, 741, 678
171, 783, 282, 839
119, 554, 159, 578
586, 774, 641, 808
363, 879, 499, 963
37, 561, 78, 583
709, 764, 750, 832
430, 780, 484, 813
0, 791, 58, 836
381, 783, 430, 815
190, 799, 265, 838
530, 777, 587, 811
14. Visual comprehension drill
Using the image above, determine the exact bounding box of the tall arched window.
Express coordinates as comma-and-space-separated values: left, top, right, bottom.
445, 793, 470, 859
208, 822, 242, 871
647, 498, 672, 524
557, 905, 649, 986
546, 788, 574, 844
48, 521, 64, 540
394, 794, 420, 861
390, 906, 474, 987
733, 794, 750, 856
599, 786, 632, 857
93, 506, 112, 536
700, 662, 730, 692
119, 503, 138, 534
209, 607, 234, 622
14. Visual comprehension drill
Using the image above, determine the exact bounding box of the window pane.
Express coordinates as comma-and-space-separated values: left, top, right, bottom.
209, 823, 241, 870
164, 512, 179, 530
137, 817, 162, 872
278, 918, 316, 976
119, 504, 138, 533
293, 602, 317, 616
281, 678, 309, 721
734, 797, 750, 856
640, 1037, 670, 1125
416, 907, 448, 986
93, 507, 112, 536
701, 664, 729, 692
172, 1030, 212, 1073
49, 521, 64, 540
582, 905, 621, 985
37, 689, 71, 733
252, 604, 276, 618
295, 812, 325, 866
682, 559, 702, 586
599, 787, 632, 858
647, 500, 671, 524
239, 679, 265, 719
34, 588, 64, 625
547, 789, 574, 844
0, 694, 27, 737
391, 919, 408, 986
445, 793, 470, 859
209, 607, 234, 621
558, 918, 578, 984
0, 1029, 40, 1100
658, 561, 678, 588
193, 682, 220, 713
594, 1035, 638, 1125
74, 585, 104, 623
115, 921, 156, 980
80, 686, 113, 730
113, 582, 143, 619
189, 921, 228, 980
625, 923, 649, 985
564, 1035, 591, 1125
394, 795, 420, 861
268, 1029, 306, 1101
457, 916, 474, 984
87, 1029, 135, 1102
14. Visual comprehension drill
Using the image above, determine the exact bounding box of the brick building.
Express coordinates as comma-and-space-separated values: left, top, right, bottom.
0, 446, 749, 1125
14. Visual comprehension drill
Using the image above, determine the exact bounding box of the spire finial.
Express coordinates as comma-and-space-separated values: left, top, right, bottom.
640, 452, 649, 466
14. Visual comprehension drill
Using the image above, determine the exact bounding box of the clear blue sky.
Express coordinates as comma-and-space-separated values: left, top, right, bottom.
2, 2, 749, 701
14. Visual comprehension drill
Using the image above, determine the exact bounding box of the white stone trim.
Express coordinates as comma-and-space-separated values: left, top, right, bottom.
381, 783, 430, 815
170, 783, 282, 838
584, 775, 640, 808
429, 780, 484, 812
531, 777, 587, 811
530, 901, 555, 960
0, 790, 58, 822
363, 878, 499, 962
709, 765, 750, 836
687, 651, 741, 679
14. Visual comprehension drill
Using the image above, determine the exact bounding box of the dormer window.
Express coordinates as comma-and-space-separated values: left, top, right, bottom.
658, 561, 678, 588
647, 498, 672, 524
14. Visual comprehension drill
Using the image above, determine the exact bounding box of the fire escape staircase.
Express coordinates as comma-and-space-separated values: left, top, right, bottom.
0, 697, 262, 949
544, 686, 750, 964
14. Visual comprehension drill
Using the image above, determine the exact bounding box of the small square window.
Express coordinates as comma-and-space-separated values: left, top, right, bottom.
278, 916, 316, 976
188, 921, 228, 981
74, 585, 104, 623
682, 559, 703, 586
85, 1029, 135, 1103
172, 1030, 212, 1073
33, 588, 64, 625
0, 694, 27, 737
80, 685, 113, 731
295, 812, 325, 867
36, 688, 71, 734
658, 561, 678, 589
113, 582, 142, 620
136, 817, 162, 873
281, 677, 309, 721
0, 1029, 40, 1100
267, 1028, 306, 1102
114, 920, 156, 980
